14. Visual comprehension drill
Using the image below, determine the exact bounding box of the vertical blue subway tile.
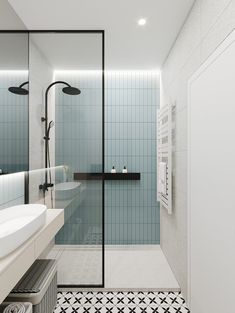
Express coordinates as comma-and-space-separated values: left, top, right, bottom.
54, 71, 160, 245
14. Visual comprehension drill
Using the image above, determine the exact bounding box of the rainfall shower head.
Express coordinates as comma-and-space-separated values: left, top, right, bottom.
8, 81, 29, 95
8, 86, 28, 95
62, 86, 81, 95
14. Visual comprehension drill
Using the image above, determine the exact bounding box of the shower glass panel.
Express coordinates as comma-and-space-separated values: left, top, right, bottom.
29, 32, 104, 287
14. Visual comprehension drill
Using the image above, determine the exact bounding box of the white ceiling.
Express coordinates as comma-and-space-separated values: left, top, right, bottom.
8, 0, 195, 70
0, 33, 28, 69
30, 33, 102, 70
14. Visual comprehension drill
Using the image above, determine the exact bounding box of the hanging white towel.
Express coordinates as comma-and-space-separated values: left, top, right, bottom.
159, 162, 167, 195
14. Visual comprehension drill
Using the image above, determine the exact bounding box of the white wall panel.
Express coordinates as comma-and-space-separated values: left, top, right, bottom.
188, 29, 235, 313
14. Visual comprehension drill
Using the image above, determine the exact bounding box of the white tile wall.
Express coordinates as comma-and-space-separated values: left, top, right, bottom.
160, 0, 235, 299
29, 39, 54, 206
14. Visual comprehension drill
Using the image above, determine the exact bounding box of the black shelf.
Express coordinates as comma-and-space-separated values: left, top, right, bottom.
104, 173, 140, 180
74, 173, 141, 181
74, 173, 103, 180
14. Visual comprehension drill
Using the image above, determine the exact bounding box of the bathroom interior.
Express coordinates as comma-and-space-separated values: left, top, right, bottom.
0, 0, 235, 313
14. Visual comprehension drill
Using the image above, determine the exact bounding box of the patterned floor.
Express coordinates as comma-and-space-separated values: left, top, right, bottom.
55, 291, 190, 313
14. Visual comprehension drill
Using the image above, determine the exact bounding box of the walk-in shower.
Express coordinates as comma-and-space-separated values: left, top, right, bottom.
25, 30, 168, 290
0, 30, 179, 291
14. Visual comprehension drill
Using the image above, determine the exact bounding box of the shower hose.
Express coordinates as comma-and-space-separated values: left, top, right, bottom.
3, 303, 26, 313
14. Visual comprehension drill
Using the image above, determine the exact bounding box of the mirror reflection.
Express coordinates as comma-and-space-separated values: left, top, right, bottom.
0, 33, 29, 174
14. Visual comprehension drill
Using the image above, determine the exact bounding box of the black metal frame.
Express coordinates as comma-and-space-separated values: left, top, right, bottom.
24, 171, 29, 204
0, 30, 105, 289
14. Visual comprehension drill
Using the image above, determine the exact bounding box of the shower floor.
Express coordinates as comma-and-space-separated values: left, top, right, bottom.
47, 245, 179, 290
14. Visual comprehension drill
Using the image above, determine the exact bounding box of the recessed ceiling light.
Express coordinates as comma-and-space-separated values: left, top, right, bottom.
138, 18, 147, 26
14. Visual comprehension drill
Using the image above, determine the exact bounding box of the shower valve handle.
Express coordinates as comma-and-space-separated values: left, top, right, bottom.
39, 182, 54, 192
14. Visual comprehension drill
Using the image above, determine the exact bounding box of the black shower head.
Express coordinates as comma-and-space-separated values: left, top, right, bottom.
8, 81, 29, 95
62, 86, 81, 95
8, 86, 28, 95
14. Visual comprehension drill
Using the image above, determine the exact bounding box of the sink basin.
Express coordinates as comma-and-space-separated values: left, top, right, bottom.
0, 204, 47, 258
55, 181, 81, 200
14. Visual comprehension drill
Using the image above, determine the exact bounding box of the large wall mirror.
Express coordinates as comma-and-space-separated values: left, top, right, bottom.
0, 32, 29, 174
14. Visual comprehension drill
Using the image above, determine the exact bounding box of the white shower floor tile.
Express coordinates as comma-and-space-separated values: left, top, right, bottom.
47, 245, 179, 290
47, 245, 102, 285
105, 245, 179, 291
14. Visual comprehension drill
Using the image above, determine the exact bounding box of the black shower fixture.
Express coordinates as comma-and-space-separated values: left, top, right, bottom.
40, 81, 81, 193
8, 81, 29, 95
45, 120, 54, 140
62, 86, 81, 95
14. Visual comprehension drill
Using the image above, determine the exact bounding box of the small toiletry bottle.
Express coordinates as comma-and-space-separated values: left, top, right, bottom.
122, 166, 127, 173
111, 166, 116, 173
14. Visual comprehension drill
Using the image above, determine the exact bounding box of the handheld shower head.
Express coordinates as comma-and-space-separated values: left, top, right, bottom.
46, 120, 54, 138
49, 120, 55, 128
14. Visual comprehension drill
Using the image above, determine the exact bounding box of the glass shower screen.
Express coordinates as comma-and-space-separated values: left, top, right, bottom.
29, 31, 104, 287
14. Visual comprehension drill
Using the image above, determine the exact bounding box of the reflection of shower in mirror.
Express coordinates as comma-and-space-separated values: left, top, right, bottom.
8, 81, 29, 95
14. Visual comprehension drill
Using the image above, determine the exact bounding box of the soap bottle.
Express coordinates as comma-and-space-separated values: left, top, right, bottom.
111, 166, 116, 173
122, 166, 128, 173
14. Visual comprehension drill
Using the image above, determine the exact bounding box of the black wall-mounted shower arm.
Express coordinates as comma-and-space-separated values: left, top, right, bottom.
19, 81, 29, 88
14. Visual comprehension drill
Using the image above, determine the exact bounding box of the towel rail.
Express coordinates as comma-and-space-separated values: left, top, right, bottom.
157, 103, 172, 214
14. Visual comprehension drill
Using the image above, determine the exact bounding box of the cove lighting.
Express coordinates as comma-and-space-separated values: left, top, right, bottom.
0, 70, 28, 75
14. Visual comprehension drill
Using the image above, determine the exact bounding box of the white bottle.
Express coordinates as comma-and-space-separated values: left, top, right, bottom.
111, 166, 116, 173
122, 166, 128, 173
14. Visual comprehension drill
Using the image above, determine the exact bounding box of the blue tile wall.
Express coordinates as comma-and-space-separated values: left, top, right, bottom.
0, 71, 28, 173
55, 72, 102, 174
55, 72, 103, 245
105, 71, 160, 244
55, 71, 160, 245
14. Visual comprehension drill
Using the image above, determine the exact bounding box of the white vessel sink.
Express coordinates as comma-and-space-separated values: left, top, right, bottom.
0, 204, 47, 258
55, 181, 81, 200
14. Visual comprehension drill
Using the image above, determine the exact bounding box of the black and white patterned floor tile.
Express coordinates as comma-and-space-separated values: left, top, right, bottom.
54, 291, 190, 313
